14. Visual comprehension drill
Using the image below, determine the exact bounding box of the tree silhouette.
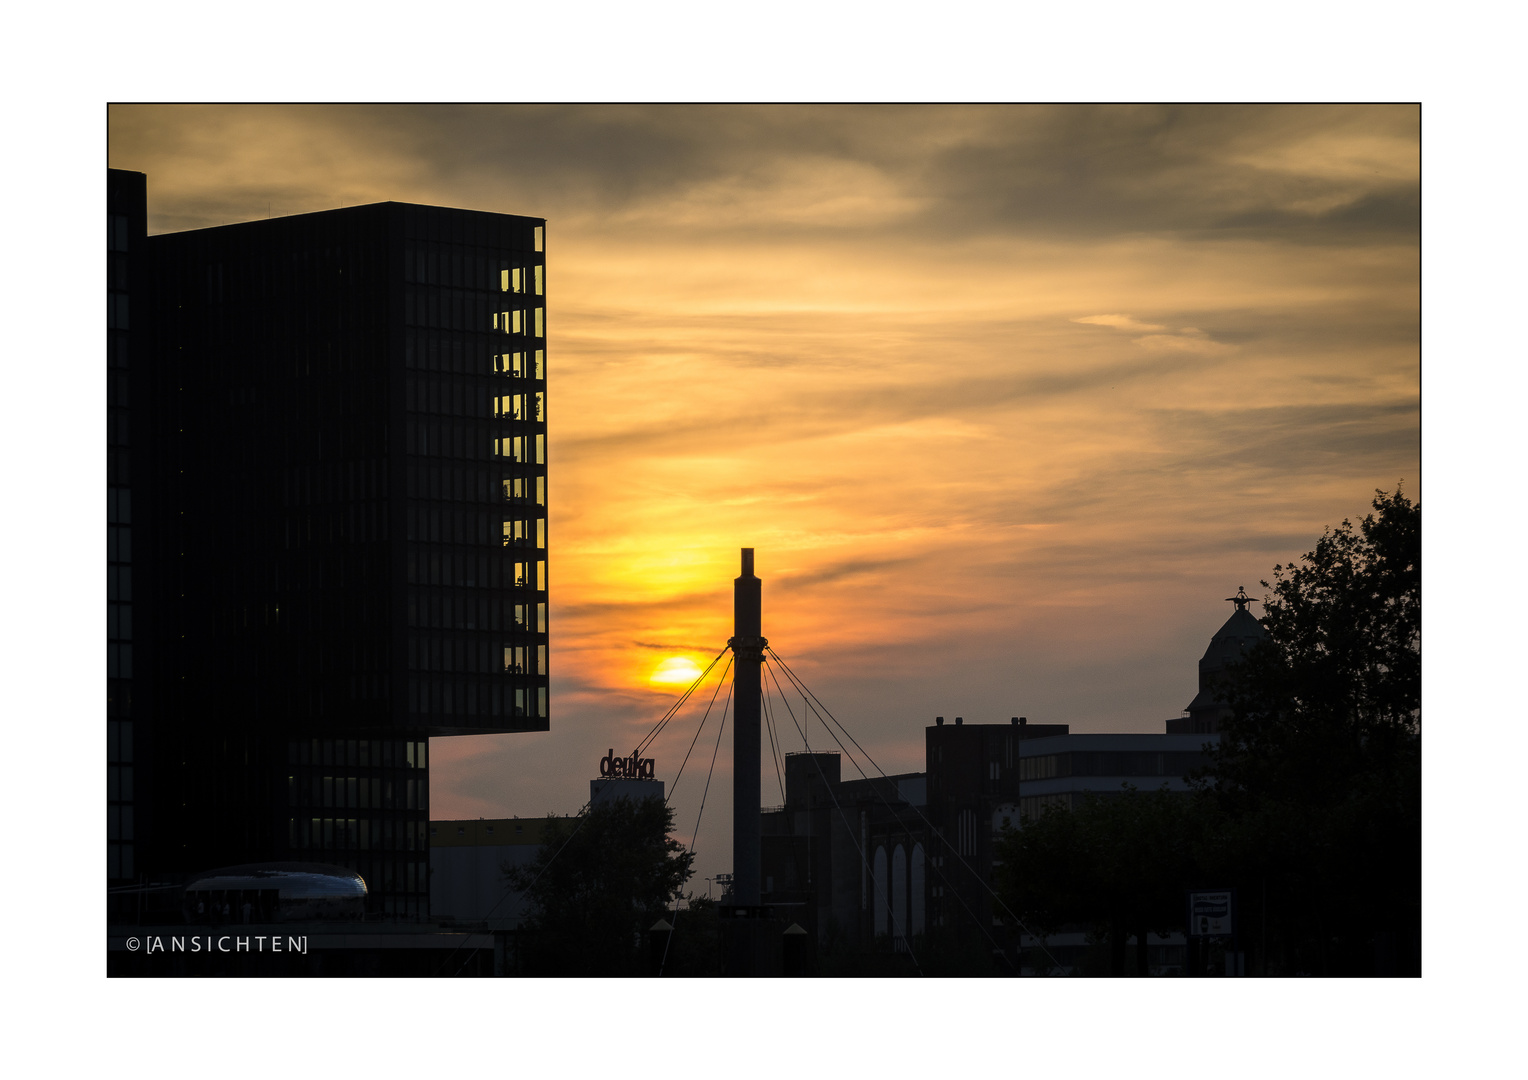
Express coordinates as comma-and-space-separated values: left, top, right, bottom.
996, 785, 1200, 975
504, 796, 694, 976
997, 489, 1421, 976
1211, 486, 1420, 807
1205, 486, 1421, 974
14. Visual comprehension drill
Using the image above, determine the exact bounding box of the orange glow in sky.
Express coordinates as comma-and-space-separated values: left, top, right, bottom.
649, 657, 705, 687
108, 105, 1420, 886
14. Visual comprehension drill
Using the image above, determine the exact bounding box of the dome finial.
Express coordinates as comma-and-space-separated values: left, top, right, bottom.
1225, 585, 1255, 611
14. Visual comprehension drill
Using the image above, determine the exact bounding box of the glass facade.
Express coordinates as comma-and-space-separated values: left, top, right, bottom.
1016, 750, 1210, 782
141, 201, 548, 919
400, 205, 548, 735
285, 737, 428, 918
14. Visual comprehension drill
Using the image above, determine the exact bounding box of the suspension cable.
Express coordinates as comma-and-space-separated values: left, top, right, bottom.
635, 645, 730, 758
664, 655, 733, 807
762, 659, 924, 975
760, 674, 788, 807
762, 661, 1030, 973
754, 653, 1020, 965
688, 683, 732, 853
766, 647, 1061, 972
442, 644, 730, 975
658, 682, 733, 976
764, 657, 1017, 970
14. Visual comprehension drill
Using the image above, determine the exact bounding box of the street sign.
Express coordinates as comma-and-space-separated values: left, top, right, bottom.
1187, 889, 1235, 937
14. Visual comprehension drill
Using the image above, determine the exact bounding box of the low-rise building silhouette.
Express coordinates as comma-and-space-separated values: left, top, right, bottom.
760, 597, 1248, 971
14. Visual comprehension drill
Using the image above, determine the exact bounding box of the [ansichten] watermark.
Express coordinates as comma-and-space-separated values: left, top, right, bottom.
122, 935, 308, 955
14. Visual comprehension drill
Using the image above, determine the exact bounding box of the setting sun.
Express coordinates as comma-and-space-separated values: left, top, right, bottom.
107, 106, 1420, 905
649, 656, 705, 687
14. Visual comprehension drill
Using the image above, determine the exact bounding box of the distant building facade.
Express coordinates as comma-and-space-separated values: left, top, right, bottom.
760, 719, 1216, 963
590, 778, 666, 806
431, 769, 668, 924
429, 817, 565, 928
759, 595, 1255, 970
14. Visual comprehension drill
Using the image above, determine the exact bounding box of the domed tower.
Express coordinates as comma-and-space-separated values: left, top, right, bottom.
1171, 587, 1267, 735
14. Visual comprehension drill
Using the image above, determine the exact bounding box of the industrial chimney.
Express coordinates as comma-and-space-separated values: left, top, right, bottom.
730, 548, 765, 907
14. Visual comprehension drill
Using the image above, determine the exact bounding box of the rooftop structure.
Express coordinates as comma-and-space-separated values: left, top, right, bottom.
1171, 586, 1268, 734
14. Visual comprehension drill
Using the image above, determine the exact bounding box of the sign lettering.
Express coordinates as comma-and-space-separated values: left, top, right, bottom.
599, 748, 656, 780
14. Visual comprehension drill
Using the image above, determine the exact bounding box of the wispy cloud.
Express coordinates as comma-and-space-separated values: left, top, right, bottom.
1073, 314, 1235, 354
1072, 313, 1167, 333
632, 640, 726, 652
1131, 328, 1236, 354
109, 105, 1419, 883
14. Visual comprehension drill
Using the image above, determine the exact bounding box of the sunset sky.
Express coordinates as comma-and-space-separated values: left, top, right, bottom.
108, 104, 1419, 888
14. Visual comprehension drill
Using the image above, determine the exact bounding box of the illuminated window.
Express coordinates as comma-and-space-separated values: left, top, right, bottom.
534, 226, 544, 252
503, 519, 532, 547
534, 265, 544, 295
497, 436, 528, 462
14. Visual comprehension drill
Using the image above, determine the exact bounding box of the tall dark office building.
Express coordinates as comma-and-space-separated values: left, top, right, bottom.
136, 195, 548, 919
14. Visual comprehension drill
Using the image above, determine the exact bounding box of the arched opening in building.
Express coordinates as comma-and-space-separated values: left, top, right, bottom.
911, 843, 926, 937
873, 845, 888, 937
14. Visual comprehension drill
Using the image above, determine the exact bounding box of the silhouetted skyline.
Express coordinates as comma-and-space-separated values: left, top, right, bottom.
108, 105, 1419, 893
